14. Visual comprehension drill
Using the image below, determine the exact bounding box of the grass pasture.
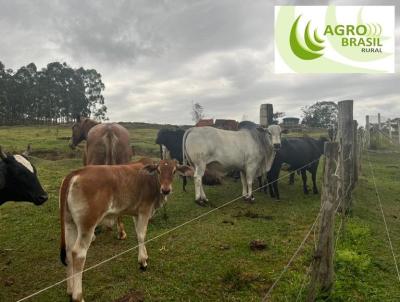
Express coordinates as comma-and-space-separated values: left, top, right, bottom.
0, 125, 399, 301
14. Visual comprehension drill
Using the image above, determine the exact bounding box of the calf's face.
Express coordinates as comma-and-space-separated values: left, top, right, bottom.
267, 125, 288, 151
143, 159, 194, 195
0, 153, 48, 205
70, 120, 86, 148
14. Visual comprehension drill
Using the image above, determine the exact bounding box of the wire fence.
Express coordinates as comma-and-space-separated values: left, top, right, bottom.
366, 151, 400, 283
17, 159, 321, 302
16, 139, 400, 302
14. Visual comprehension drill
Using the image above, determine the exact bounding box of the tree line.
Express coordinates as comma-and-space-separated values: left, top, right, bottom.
0, 61, 107, 125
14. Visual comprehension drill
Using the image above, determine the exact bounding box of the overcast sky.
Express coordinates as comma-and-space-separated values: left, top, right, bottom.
0, 0, 399, 125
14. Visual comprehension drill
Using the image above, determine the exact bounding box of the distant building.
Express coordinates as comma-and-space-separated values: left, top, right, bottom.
282, 117, 300, 126
196, 119, 214, 127
214, 119, 239, 131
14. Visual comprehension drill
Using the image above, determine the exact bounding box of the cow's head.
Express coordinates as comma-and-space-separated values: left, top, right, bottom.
267, 125, 288, 151
0, 147, 48, 206
69, 115, 98, 149
142, 159, 194, 195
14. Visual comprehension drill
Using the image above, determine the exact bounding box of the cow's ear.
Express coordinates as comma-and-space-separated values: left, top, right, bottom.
0, 146, 7, 161
256, 127, 266, 133
282, 128, 289, 134
262, 127, 271, 135
176, 165, 194, 177
142, 164, 159, 174
22, 144, 31, 158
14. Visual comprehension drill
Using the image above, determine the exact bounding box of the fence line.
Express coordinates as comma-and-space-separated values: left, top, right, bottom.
295, 261, 313, 302
261, 195, 325, 302
375, 128, 398, 145
17, 159, 321, 302
366, 152, 400, 283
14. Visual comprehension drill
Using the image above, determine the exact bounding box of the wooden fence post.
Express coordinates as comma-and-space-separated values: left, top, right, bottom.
353, 120, 358, 187
365, 115, 370, 149
388, 120, 392, 140
378, 113, 382, 142
307, 142, 339, 301
357, 128, 363, 174
338, 100, 354, 213
398, 120, 400, 145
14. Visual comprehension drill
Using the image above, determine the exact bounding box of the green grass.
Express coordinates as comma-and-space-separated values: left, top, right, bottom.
0, 126, 399, 301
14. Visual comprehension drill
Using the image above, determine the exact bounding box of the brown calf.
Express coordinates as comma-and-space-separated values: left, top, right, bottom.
59, 159, 193, 302
70, 116, 133, 240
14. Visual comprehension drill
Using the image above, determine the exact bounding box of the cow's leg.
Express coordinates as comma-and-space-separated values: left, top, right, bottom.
194, 164, 207, 206
182, 176, 187, 192
301, 169, 309, 194
133, 214, 150, 270
243, 165, 257, 201
289, 172, 295, 185
240, 171, 248, 199
257, 175, 267, 194
117, 216, 127, 240
245, 173, 255, 201
257, 175, 262, 190
65, 219, 77, 297
200, 184, 207, 202
71, 228, 94, 302
272, 178, 280, 200
267, 169, 280, 200
311, 163, 319, 194
267, 172, 275, 198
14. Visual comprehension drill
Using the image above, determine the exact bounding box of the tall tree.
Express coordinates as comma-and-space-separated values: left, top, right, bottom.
0, 61, 107, 125
273, 111, 285, 124
191, 102, 204, 123
301, 101, 338, 128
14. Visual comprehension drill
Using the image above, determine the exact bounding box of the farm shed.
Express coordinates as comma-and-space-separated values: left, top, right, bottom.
214, 119, 239, 130
195, 119, 214, 127
282, 117, 300, 126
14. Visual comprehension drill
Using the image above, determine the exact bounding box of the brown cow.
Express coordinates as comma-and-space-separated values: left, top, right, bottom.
70, 116, 133, 240
59, 159, 193, 302
69, 116, 99, 151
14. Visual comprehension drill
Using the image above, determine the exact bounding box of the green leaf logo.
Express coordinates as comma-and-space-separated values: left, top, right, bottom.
290, 15, 325, 60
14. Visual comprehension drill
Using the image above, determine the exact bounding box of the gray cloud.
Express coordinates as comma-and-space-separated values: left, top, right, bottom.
0, 0, 398, 126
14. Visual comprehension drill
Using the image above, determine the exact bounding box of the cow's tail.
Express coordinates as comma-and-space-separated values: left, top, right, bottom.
182, 127, 193, 167
59, 172, 75, 266
159, 144, 163, 160
103, 127, 118, 165
181, 128, 194, 192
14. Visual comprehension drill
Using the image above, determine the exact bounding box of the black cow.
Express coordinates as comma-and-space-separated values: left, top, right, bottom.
156, 127, 185, 162
156, 128, 188, 190
266, 137, 327, 200
0, 147, 48, 206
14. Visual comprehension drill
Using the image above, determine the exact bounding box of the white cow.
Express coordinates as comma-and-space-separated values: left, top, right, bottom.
183, 121, 285, 205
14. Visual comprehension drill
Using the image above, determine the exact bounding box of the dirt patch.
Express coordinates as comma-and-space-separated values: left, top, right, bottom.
113, 290, 145, 302
3, 277, 14, 287
221, 267, 262, 291
250, 239, 267, 251
31, 149, 79, 161
233, 210, 273, 220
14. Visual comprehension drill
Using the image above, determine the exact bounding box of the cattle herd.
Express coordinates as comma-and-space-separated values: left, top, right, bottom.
0, 116, 328, 302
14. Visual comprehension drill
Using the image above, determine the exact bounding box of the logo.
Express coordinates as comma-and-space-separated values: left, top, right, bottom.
275, 6, 395, 73
290, 15, 325, 60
